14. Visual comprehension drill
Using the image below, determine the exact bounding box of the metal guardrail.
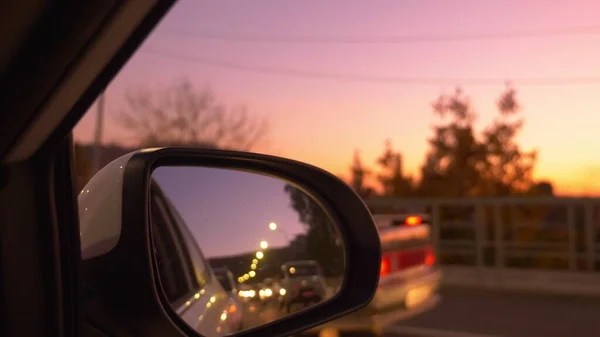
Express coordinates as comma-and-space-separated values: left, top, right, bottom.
365, 197, 600, 294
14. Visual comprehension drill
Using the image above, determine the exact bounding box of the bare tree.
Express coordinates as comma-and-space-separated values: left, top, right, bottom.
116, 79, 269, 150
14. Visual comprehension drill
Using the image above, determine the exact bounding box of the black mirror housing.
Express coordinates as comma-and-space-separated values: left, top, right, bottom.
81, 147, 381, 337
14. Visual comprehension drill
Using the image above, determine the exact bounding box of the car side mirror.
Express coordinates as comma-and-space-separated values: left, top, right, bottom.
79, 147, 380, 337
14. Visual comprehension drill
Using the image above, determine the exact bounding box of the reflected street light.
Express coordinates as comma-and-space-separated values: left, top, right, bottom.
252, 259, 258, 264
251, 264, 257, 270
256, 251, 264, 259
268, 221, 289, 241
260, 240, 269, 249
249, 271, 256, 277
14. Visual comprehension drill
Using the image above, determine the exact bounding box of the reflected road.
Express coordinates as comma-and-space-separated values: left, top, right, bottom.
240, 301, 285, 330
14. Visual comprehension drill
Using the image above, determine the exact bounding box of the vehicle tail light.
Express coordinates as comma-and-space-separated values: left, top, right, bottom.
380, 256, 391, 277
425, 246, 435, 266
405, 215, 422, 226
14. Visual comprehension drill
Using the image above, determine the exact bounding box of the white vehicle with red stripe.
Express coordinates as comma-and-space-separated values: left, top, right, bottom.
312, 213, 442, 336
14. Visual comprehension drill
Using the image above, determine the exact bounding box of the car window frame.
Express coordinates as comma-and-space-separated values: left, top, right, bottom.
226, 271, 237, 293
160, 189, 213, 290
215, 271, 234, 292
150, 180, 213, 294
150, 190, 198, 308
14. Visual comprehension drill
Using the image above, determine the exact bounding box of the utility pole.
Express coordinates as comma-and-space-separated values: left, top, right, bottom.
91, 91, 105, 173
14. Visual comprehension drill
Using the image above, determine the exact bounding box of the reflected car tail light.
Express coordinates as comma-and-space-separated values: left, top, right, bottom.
425, 246, 436, 266
380, 256, 391, 277
228, 304, 237, 314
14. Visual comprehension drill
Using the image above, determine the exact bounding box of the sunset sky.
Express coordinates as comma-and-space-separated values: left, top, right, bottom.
74, 0, 600, 195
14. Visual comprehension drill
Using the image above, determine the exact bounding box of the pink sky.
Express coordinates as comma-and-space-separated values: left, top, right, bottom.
74, 0, 600, 195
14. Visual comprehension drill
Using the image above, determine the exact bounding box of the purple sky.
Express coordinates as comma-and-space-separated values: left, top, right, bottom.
152, 166, 307, 257
76, 0, 600, 194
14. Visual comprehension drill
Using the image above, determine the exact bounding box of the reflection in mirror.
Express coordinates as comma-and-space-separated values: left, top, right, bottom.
149, 166, 345, 336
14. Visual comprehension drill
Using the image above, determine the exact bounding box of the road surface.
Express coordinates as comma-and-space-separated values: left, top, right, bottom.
237, 287, 600, 337
386, 287, 600, 337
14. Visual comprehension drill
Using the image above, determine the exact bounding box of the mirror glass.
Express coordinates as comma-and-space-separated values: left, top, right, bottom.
149, 166, 345, 336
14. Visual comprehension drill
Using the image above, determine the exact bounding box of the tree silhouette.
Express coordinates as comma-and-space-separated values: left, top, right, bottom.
480, 84, 538, 196
417, 87, 487, 197
414, 86, 537, 198
283, 184, 344, 276
349, 150, 374, 199
116, 79, 269, 150
376, 139, 414, 197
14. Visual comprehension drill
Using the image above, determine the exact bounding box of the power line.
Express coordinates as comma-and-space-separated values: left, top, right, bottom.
156, 24, 600, 44
142, 48, 600, 86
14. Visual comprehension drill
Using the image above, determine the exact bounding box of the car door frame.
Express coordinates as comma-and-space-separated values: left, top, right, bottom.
0, 2, 176, 337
